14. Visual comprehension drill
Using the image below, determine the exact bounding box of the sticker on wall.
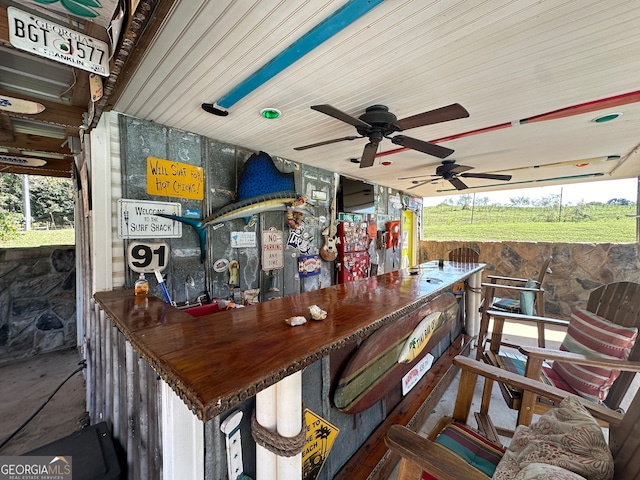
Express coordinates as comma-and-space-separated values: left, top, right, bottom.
117, 199, 182, 239
402, 353, 435, 396
184, 208, 201, 218
146, 156, 204, 200
213, 258, 229, 272
338, 212, 363, 223
304, 216, 321, 228
287, 222, 313, 254
262, 229, 284, 271
230, 231, 256, 248
311, 190, 327, 201
298, 255, 321, 277
302, 409, 339, 480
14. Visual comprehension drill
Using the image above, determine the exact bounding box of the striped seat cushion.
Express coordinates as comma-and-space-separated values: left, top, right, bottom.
497, 352, 578, 399
551, 307, 638, 403
421, 422, 505, 479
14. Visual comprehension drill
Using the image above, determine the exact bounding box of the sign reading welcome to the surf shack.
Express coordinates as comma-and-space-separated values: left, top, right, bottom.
147, 157, 204, 200
118, 199, 182, 239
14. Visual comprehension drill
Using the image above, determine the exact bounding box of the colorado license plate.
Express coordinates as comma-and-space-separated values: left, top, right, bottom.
8, 6, 110, 76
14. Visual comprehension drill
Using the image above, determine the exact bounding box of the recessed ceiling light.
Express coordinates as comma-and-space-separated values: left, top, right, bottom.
260, 108, 281, 119
592, 113, 622, 123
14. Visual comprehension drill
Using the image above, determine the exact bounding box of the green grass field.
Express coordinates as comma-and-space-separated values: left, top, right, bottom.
422, 204, 637, 242
0, 228, 75, 248
0, 204, 636, 247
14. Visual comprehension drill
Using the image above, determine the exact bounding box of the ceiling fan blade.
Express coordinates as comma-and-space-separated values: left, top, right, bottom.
294, 135, 362, 151
450, 165, 474, 174
460, 172, 512, 181
359, 142, 378, 168
311, 105, 371, 129
397, 173, 439, 180
449, 177, 468, 190
391, 135, 454, 159
407, 180, 430, 190
395, 103, 469, 130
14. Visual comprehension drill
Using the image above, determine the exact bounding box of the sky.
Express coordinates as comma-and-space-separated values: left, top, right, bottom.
422, 178, 637, 206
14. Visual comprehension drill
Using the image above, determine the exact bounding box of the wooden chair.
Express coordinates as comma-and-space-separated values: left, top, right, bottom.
385, 355, 640, 480
478, 281, 640, 428
448, 247, 480, 264
476, 257, 552, 359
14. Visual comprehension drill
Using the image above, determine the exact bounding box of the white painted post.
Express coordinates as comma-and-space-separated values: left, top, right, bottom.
21, 174, 31, 231
255, 385, 277, 480
161, 382, 204, 480
466, 270, 482, 337
276, 371, 302, 480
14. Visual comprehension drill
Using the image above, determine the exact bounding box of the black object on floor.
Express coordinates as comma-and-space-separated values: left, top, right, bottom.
23, 422, 122, 480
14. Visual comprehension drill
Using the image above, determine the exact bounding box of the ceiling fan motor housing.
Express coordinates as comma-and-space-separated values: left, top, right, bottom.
356, 105, 401, 138
436, 159, 458, 177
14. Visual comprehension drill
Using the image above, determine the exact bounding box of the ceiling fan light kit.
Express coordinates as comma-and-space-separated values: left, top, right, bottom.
295, 103, 469, 168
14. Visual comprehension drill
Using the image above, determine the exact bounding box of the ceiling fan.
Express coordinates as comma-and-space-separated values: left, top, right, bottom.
400, 160, 512, 190
294, 103, 469, 168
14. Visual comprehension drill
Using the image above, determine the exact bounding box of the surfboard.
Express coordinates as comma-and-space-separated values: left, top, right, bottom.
333, 292, 458, 414
0, 95, 45, 114
0, 154, 47, 167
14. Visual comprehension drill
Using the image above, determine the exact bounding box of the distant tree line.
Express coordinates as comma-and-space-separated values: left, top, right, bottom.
438, 193, 636, 209
0, 173, 75, 238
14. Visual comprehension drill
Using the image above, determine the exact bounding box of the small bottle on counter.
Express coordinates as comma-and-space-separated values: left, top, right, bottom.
134, 272, 149, 296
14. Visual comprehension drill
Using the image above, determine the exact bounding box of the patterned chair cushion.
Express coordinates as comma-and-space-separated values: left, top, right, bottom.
551, 306, 638, 403
493, 396, 613, 480
421, 422, 505, 479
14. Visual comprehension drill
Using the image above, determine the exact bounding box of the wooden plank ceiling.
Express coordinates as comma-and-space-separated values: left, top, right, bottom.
2, 0, 640, 200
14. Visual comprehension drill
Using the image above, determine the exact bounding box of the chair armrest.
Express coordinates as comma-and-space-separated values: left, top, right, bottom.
486, 310, 569, 328
487, 274, 530, 283
453, 356, 623, 426
482, 283, 543, 293
519, 346, 640, 372
385, 425, 490, 480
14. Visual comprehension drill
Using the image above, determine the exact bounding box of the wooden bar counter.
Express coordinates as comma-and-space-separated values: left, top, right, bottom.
94, 261, 484, 422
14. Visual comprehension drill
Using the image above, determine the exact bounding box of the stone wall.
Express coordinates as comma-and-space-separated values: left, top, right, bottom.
0, 246, 76, 365
420, 240, 640, 318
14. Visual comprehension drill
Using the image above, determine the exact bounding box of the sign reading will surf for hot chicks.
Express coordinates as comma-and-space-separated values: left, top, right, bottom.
147, 157, 204, 200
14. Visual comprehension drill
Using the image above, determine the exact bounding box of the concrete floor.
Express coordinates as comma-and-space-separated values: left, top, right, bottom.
0, 347, 88, 456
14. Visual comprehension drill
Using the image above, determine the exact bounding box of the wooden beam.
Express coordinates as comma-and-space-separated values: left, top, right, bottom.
0, 163, 72, 178
0, 5, 8, 46
0, 113, 15, 142
0, 131, 71, 155
0, 88, 85, 129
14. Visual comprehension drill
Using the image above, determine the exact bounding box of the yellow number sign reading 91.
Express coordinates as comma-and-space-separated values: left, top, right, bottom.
302, 409, 339, 480
146, 157, 204, 200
